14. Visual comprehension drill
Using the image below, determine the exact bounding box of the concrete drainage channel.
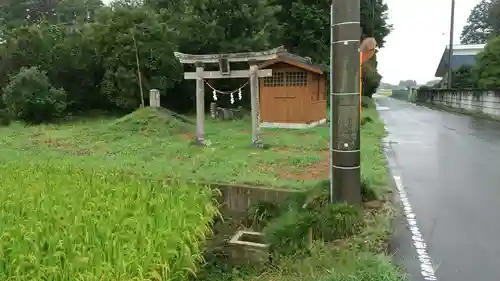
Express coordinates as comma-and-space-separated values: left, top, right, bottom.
227, 230, 270, 268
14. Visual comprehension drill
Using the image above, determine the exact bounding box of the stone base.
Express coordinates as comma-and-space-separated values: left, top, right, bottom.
251, 141, 269, 149
260, 118, 327, 129
190, 138, 209, 146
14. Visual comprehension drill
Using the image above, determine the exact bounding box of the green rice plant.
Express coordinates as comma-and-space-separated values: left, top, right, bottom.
0, 161, 218, 281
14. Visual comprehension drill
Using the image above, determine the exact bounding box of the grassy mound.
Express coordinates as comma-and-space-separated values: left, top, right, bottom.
107, 107, 193, 135
0, 161, 218, 281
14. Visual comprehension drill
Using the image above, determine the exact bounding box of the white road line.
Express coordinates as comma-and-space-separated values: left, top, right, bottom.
393, 174, 437, 281
377, 99, 437, 280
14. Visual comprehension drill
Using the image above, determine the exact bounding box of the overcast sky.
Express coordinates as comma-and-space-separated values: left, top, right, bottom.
377, 0, 481, 85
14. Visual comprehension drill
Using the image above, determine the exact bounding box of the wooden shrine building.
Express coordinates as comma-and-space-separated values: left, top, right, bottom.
174, 46, 327, 147
258, 52, 327, 129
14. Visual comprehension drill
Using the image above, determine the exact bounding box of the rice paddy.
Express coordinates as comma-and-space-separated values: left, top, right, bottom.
0, 162, 218, 280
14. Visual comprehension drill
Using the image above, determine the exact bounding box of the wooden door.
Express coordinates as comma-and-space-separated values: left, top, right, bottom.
260, 69, 308, 123
260, 71, 290, 123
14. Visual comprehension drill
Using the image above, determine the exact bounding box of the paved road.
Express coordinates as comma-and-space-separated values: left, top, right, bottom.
376, 96, 500, 281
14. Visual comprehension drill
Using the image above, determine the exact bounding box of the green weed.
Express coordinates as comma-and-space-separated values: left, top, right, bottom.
197, 99, 405, 281
0, 108, 330, 189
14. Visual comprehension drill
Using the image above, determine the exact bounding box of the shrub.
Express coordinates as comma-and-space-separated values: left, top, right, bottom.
313, 203, 364, 241
0, 162, 218, 280
361, 177, 379, 202
0, 108, 10, 126
361, 115, 373, 126
264, 209, 315, 256
246, 200, 281, 230
361, 96, 375, 108
2, 67, 67, 123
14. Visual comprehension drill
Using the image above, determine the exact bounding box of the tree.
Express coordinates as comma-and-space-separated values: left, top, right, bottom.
379, 82, 396, 89
0, 0, 102, 27
398, 80, 417, 88
0, 0, 58, 26
164, 0, 279, 55
55, 0, 103, 23
360, 0, 392, 47
474, 36, 500, 88
460, 0, 496, 44
2, 66, 67, 123
452, 65, 476, 88
0, 0, 393, 118
362, 55, 382, 97
488, 0, 500, 36
424, 79, 441, 87
269, 0, 392, 64
89, 6, 181, 109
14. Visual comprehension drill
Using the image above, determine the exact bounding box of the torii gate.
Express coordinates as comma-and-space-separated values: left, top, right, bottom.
174, 46, 286, 147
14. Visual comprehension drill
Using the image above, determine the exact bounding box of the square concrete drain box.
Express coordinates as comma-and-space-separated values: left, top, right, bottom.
228, 230, 270, 266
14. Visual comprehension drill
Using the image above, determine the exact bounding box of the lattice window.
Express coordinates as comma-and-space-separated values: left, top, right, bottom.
286, 72, 308, 87
263, 72, 285, 87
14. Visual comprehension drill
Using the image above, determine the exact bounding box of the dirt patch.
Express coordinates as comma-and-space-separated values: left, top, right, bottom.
44, 138, 74, 149
30, 132, 45, 138
181, 133, 194, 140
36, 138, 96, 156
73, 149, 92, 156
271, 146, 328, 153
270, 147, 291, 153
264, 151, 330, 181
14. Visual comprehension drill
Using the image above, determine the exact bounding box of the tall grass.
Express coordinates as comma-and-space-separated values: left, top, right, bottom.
361, 100, 389, 193
0, 161, 218, 281
197, 98, 406, 281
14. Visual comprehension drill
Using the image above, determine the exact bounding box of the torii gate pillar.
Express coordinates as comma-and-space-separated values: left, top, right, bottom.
195, 61, 205, 144
249, 60, 263, 147
175, 46, 284, 147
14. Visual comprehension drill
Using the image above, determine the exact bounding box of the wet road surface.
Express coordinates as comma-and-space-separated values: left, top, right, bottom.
375, 96, 500, 281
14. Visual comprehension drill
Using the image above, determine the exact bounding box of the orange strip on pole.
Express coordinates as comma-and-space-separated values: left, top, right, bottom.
360, 53, 363, 114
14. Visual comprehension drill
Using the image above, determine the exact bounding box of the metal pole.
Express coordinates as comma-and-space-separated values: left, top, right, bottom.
331, 0, 362, 205
447, 0, 455, 88
329, 3, 334, 203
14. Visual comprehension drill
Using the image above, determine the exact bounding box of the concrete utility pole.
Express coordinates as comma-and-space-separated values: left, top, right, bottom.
329, 3, 334, 203
330, 0, 362, 205
448, 0, 455, 88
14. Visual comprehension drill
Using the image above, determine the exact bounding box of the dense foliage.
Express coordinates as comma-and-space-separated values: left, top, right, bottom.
0, 0, 392, 122
2, 67, 67, 123
475, 36, 500, 88
452, 65, 476, 88
459, 0, 500, 89
461, 0, 497, 44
